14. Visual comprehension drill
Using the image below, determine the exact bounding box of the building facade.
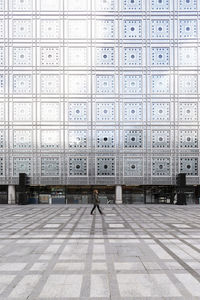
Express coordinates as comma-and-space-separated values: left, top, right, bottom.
0, 0, 200, 204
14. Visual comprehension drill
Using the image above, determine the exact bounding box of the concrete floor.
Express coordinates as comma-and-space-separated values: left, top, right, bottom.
0, 204, 200, 299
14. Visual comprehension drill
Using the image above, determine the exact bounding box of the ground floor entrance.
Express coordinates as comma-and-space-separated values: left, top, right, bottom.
9, 185, 199, 205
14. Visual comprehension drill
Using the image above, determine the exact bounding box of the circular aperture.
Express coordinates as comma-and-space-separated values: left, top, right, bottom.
131, 164, 135, 169
76, 109, 80, 114
131, 137, 136, 142
104, 137, 108, 141
76, 165, 80, 169
187, 165, 191, 169
104, 165, 108, 169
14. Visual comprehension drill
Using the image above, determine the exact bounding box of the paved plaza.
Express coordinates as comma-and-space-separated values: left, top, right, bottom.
0, 205, 200, 299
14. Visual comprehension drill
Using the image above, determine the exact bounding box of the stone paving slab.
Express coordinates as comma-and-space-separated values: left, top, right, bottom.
0, 204, 200, 299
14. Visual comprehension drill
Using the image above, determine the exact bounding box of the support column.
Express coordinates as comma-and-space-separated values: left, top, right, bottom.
115, 185, 122, 204
8, 185, 16, 205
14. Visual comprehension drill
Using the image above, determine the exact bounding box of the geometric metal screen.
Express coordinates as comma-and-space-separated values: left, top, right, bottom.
0, 0, 199, 186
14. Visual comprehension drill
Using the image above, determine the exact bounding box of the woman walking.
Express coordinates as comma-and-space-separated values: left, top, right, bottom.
91, 189, 103, 215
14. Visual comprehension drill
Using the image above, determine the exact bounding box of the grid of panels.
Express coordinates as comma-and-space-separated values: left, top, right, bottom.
1, 0, 200, 185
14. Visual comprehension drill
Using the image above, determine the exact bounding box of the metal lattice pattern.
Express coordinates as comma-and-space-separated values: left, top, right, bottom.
0, 0, 199, 185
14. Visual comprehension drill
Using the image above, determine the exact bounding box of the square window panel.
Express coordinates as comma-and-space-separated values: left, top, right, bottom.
12, 0, 32, 10
68, 48, 87, 66
0, 130, 4, 148
13, 47, 32, 66
41, 103, 60, 122
124, 47, 142, 66
96, 47, 114, 66
0, 102, 4, 121
40, 20, 60, 38
151, 75, 170, 94
180, 158, 198, 176
41, 75, 60, 94
69, 158, 87, 176
152, 130, 170, 148
152, 0, 169, 10
180, 130, 198, 148
12, 20, 32, 38
152, 103, 170, 121
97, 157, 115, 176
179, 103, 197, 121
40, 0, 60, 11
68, 75, 87, 94
123, 0, 142, 10
13, 157, 31, 176
179, 0, 197, 10
13, 130, 32, 149
124, 130, 142, 148
41, 130, 60, 149
152, 158, 170, 176
0, 157, 3, 176
68, 0, 88, 10
96, 130, 115, 148
13, 75, 32, 94
96, 75, 115, 94
123, 20, 142, 38
179, 19, 197, 38
40, 47, 60, 66
95, 0, 115, 10
13, 103, 32, 121
0, 20, 4, 38
151, 20, 169, 38
41, 157, 59, 176
122, 75, 142, 94
68, 20, 88, 39
179, 75, 197, 94
0, 75, 5, 93
152, 47, 169, 66
68, 103, 87, 121
68, 130, 87, 148
0, 47, 4, 65
124, 103, 142, 121
179, 47, 197, 66
96, 103, 115, 121
95, 20, 114, 39
124, 157, 143, 176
